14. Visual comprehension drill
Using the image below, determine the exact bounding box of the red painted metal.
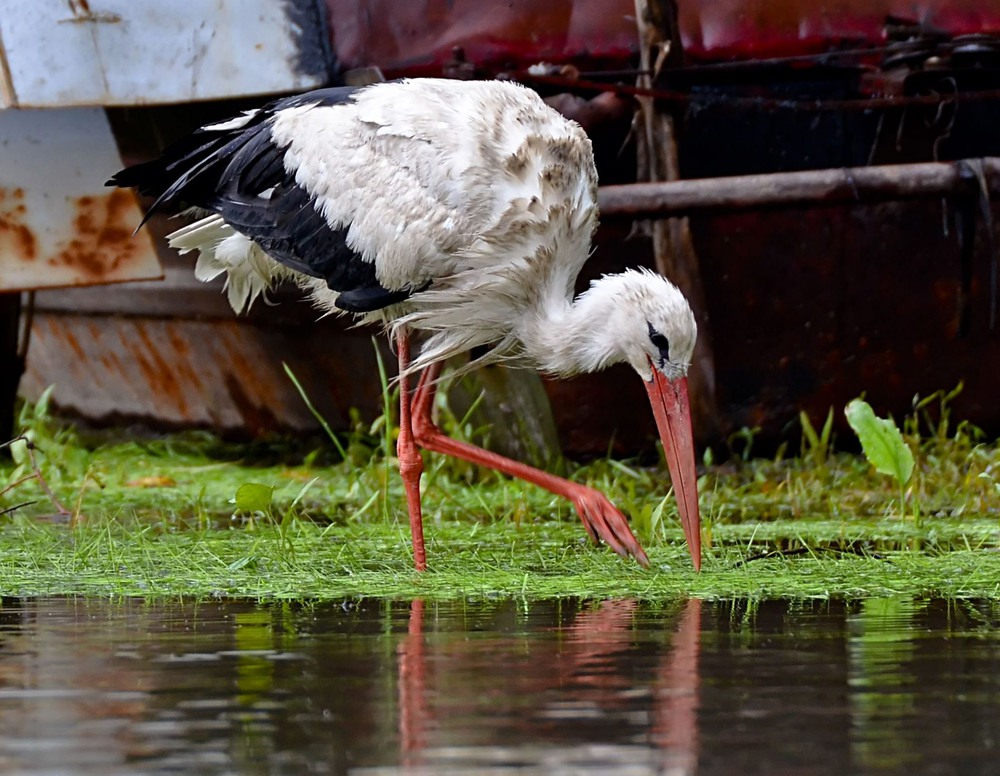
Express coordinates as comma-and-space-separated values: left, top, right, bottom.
689, 198, 1000, 443
325, 0, 1000, 74
678, 0, 1000, 62
325, 0, 639, 77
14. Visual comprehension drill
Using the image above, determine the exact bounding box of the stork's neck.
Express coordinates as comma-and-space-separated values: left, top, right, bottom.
516, 267, 697, 379
518, 279, 626, 377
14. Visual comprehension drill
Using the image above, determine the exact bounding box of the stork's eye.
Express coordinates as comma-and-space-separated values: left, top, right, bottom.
647, 322, 670, 363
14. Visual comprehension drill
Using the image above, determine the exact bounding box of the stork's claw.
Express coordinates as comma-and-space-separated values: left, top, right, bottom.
570, 489, 650, 567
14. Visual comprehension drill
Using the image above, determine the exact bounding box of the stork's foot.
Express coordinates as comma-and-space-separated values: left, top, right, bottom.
397, 442, 427, 572
569, 489, 650, 567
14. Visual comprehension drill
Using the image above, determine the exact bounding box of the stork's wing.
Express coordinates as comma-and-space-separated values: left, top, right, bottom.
107, 87, 413, 312
111, 79, 595, 315
267, 78, 599, 300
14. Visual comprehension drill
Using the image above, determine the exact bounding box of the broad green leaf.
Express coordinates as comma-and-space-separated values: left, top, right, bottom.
845, 399, 914, 485
234, 482, 274, 514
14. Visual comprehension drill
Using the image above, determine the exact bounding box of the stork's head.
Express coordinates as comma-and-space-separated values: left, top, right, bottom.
575, 269, 702, 569
590, 268, 697, 381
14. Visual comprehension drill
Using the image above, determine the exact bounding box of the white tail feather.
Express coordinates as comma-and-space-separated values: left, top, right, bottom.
168, 215, 291, 314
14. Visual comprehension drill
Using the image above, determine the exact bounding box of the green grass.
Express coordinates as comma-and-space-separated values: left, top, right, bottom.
1, 387, 999, 600
0, 513, 998, 600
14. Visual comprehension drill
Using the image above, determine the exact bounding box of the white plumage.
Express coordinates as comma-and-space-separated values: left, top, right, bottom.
110, 78, 702, 571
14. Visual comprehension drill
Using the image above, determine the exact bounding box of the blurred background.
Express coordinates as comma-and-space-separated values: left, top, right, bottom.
2, 0, 999, 459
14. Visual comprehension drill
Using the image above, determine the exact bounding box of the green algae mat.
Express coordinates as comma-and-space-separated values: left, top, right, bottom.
1, 516, 998, 600
2, 394, 999, 600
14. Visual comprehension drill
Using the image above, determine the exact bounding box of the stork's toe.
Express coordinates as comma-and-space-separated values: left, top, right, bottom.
571, 490, 650, 567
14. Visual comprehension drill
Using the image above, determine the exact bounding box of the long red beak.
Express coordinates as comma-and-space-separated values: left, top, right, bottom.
644, 367, 702, 570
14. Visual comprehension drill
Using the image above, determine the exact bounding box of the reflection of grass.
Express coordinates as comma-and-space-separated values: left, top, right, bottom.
848, 597, 922, 770
1, 386, 999, 599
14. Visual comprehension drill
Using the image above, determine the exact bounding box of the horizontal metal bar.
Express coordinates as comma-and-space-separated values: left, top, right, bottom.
597, 158, 1000, 218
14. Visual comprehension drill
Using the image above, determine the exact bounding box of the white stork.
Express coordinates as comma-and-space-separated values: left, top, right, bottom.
108, 78, 701, 571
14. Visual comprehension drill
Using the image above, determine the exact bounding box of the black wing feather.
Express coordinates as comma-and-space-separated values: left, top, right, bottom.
108, 86, 419, 313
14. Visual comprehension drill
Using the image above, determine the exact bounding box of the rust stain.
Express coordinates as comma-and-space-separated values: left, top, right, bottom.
131, 322, 189, 417
225, 373, 281, 435
221, 329, 283, 434
61, 328, 86, 362
163, 326, 205, 393
0, 186, 38, 261
48, 190, 141, 280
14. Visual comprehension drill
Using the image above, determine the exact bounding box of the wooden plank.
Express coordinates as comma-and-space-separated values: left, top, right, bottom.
598, 158, 1000, 217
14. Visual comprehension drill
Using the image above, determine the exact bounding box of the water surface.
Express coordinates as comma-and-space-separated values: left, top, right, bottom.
0, 596, 997, 774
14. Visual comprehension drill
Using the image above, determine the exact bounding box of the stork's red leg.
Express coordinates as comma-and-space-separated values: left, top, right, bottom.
395, 329, 427, 571
410, 363, 649, 567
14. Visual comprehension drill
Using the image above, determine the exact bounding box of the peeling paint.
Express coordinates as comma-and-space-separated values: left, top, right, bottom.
0, 0, 326, 108
325, 0, 638, 78
0, 187, 38, 262
45, 191, 144, 280
0, 106, 162, 292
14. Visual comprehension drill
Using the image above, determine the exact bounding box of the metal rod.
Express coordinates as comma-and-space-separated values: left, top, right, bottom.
519, 72, 1000, 113
598, 158, 1000, 217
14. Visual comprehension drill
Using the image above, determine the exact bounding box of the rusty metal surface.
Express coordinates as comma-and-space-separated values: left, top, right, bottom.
667, 17, 1000, 445
21, 278, 393, 437
0, 0, 328, 108
692, 199, 1000, 443
678, 0, 1000, 62
0, 107, 161, 292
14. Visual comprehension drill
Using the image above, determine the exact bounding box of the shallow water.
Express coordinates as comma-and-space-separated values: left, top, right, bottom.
0, 596, 997, 775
